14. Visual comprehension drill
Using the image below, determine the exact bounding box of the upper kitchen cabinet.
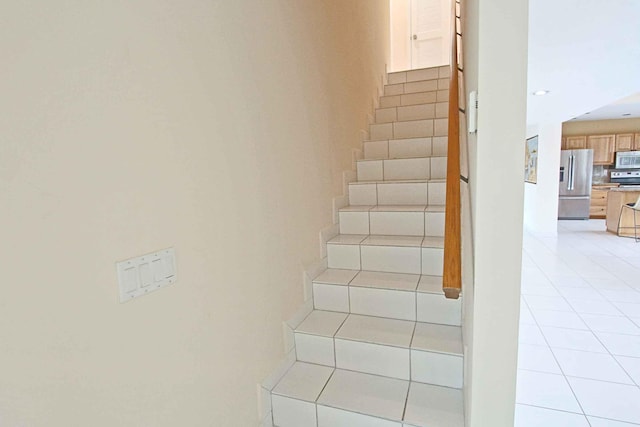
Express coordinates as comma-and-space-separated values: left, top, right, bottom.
563, 135, 587, 150
635, 133, 640, 150
587, 134, 615, 165
616, 133, 635, 151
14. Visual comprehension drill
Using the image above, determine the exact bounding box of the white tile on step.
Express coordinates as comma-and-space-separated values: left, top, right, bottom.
595, 332, 640, 357
411, 350, 463, 388
581, 314, 640, 335
317, 369, 409, 422
376, 107, 398, 124
371, 123, 394, 141
364, 140, 389, 159
295, 333, 335, 366
407, 68, 439, 82
438, 66, 451, 78
425, 211, 445, 237
349, 286, 416, 321
357, 160, 384, 182
272, 395, 317, 427
432, 120, 447, 140
372, 205, 427, 212
403, 382, 464, 427
437, 89, 449, 102
531, 309, 589, 330
430, 157, 447, 180
517, 343, 562, 374
328, 234, 367, 244
327, 244, 360, 270
417, 275, 443, 294
364, 235, 423, 247
587, 416, 640, 427
516, 370, 582, 413
381, 95, 402, 108
615, 355, 640, 385
568, 377, 640, 424
405, 80, 438, 93
370, 211, 424, 236
297, 310, 348, 336
514, 404, 590, 427
336, 314, 414, 347
540, 326, 606, 353
349, 183, 377, 205
524, 295, 573, 312
313, 283, 349, 312
339, 211, 369, 235
432, 136, 448, 156
422, 247, 444, 276
416, 292, 462, 326
378, 182, 428, 205
317, 404, 401, 427
397, 104, 435, 121
435, 102, 449, 119
273, 362, 334, 401
361, 245, 422, 274
553, 348, 633, 384
412, 322, 462, 355
388, 72, 407, 85
401, 91, 438, 106
568, 298, 623, 316
422, 236, 445, 248
428, 181, 446, 205
388, 137, 431, 159
518, 324, 547, 346
351, 271, 419, 291
384, 158, 430, 181
438, 79, 450, 90
314, 269, 358, 285
385, 83, 405, 96
335, 338, 410, 380
394, 120, 433, 139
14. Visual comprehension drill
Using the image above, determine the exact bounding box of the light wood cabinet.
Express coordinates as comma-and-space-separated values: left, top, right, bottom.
587, 134, 615, 165
635, 133, 640, 151
616, 133, 635, 151
590, 184, 619, 219
563, 135, 586, 150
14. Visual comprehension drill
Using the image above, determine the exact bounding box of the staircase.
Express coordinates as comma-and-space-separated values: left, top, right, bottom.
260, 65, 465, 427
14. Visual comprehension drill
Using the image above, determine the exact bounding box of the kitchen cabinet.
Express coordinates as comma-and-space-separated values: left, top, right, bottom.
590, 184, 619, 219
563, 136, 586, 150
606, 188, 640, 237
587, 134, 615, 165
616, 133, 635, 151
635, 133, 640, 150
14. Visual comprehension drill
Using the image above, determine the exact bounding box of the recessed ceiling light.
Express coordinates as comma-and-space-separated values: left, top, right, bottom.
623, 113, 631, 116
585, 112, 591, 114
533, 90, 550, 96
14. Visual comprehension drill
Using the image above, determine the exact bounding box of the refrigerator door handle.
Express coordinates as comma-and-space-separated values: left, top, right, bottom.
568, 155, 574, 191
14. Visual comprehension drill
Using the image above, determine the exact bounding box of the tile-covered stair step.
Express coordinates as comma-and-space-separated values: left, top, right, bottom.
374, 102, 449, 124
349, 179, 446, 206
269, 362, 464, 427
380, 89, 450, 108
370, 118, 448, 141
363, 137, 448, 160
312, 269, 461, 325
384, 76, 450, 97
357, 157, 447, 181
387, 66, 451, 85
339, 205, 445, 237
326, 234, 445, 276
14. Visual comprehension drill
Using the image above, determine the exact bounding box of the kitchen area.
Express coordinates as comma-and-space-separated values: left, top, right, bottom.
560, 118, 640, 239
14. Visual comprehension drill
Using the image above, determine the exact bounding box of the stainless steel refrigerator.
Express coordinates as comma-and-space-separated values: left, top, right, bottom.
558, 149, 594, 220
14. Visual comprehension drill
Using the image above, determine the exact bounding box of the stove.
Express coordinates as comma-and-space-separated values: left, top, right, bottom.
610, 169, 640, 185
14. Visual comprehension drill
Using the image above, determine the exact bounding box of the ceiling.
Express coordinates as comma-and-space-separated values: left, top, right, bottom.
526, 0, 640, 126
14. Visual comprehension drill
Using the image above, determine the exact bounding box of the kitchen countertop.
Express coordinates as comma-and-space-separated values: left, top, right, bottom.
609, 186, 640, 192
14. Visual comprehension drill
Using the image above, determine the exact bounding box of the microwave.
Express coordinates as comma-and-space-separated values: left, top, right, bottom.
615, 151, 640, 169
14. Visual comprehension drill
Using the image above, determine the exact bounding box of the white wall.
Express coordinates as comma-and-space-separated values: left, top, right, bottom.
463, 0, 529, 425
390, 0, 411, 71
523, 123, 562, 235
0, 1, 389, 426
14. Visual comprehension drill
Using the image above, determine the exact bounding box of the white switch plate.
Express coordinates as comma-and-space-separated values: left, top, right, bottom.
116, 247, 176, 303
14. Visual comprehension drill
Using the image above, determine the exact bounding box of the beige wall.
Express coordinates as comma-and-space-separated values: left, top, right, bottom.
390, 0, 411, 71
0, 1, 389, 426
563, 118, 640, 135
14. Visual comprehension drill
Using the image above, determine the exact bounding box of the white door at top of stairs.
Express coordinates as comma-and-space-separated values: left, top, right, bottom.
411, 0, 452, 69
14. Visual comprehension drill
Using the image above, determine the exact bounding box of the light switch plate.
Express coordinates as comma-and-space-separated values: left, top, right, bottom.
116, 247, 176, 303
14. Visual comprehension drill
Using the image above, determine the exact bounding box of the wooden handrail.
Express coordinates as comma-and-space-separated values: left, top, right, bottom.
443, 0, 462, 300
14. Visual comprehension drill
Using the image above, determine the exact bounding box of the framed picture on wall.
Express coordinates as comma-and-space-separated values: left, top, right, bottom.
525, 135, 538, 184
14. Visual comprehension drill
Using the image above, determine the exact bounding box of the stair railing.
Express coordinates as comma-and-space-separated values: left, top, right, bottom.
443, 0, 464, 299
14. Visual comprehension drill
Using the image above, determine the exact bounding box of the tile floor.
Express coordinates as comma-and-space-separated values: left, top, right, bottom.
517, 220, 640, 426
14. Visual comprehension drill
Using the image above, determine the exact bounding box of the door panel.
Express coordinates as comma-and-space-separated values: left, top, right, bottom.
411, 0, 451, 69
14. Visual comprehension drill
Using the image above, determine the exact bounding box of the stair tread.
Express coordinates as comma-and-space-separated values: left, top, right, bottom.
350, 178, 446, 185
296, 311, 462, 355
340, 204, 446, 213
328, 234, 444, 248
314, 268, 447, 294
357, 156, 447, 163
272, 362, 464, 427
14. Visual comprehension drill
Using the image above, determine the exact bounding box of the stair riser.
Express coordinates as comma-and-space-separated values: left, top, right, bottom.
312, 283, 462, 325
339, 211, 445, 237
380, 90, 449, 108
349, 182, 446, 206
384, 78, 450, 96
370, 119, 448, 141
326, 244, 444, 275
388, 66, 451, 85
363, 137, 448, 160
357, 158, 447, 181
375, 103, 448, 124
294, 333, 463, 387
